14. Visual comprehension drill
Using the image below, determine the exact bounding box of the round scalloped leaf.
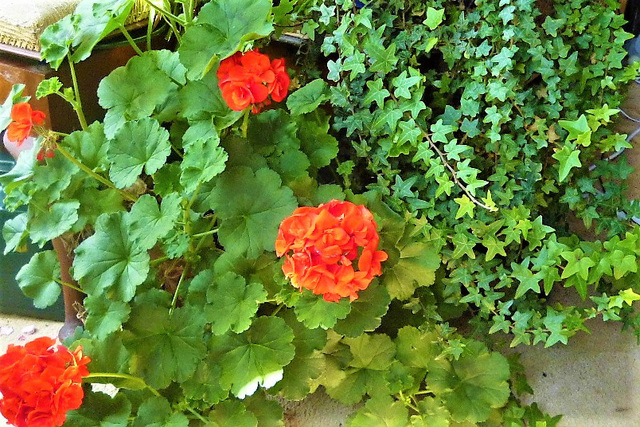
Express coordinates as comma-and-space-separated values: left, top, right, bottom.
286, 79, 329, 115
128, 193, 182, 251
208, 166, 297, 258
132, 396, 189, 427
210, 316, 295, 399
65, 390, 132, 427
293, 290, 352, 330
107, 118, 171, 189
427, 341, 510, 423
205, 271, 268, 335
73, 212, 150, 302
83, 294, 130, 341
16, 250, 61, 309
178, 0, 273, 80
205, 400, 258, 427
347, 394, 409, 427
333, 284, 391, 337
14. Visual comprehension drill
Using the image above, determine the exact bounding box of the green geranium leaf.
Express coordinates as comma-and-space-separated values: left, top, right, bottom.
107, 117, 171, 188
36, 77, 63, 99
395, 326, 438, 369
98, 54, 175, 137
2, 212, 28, 254
243, 396, 284, 427
66, 390, 131, 427
28, 199, 80, 244
334, 284, 390, 337
133, 396, 189, 427
410, 397, 451, 427
211, 316, 295, 398
64, 123, 109, 171
273, 311, 327, 400
71, 0, 135, 63
427, 341, 510, 423
72, 333, 131, 377
209, 166, 297, 257
181, 356, 229, 405
180, 135, 228, 194
205, 271, 268, 335
129, 193, 182, 250
178, 0, 273, 80
296, 111, 339, 170
39, 14, 76, 70
347, 394, 409, 427
179, 73, 243, 129
73, 212, 150, 302
287, 79, 328, 115
206, 400, 258, 427
344, 333, 396, 371
383, 241, 439, 300
294, 290, 352, 329
16, 250, 61, 309
83, 294, 130, 340
126, 295, 206, 389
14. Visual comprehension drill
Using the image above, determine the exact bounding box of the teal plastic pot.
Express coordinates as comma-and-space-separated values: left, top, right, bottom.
0, 149, 64, 321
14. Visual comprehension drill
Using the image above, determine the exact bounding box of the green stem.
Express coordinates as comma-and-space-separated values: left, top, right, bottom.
56, 145, 137, 202
184, 181, 203, 237
270, 303, 284, 317
171, 143, 184, 159
119, 24, 144, 56
143, 0, 186, 25
66, 53, 88, 130
186, 406, 207, 423
53, 278, 85, 294
194, 215, 218, 253
150, 255, 170, 266
169, 267, 188, 315
241, 108, 251, 138
183, 0, 195, 25
86, 373, 161, 397
191, 228, 219, 238
146, 12, 153, 51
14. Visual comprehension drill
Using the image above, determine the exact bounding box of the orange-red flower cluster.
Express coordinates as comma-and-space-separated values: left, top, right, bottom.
0, 337, 90, 427
276, 200, 388, 302
7, 102, 46, 144
217, 49, 290, 113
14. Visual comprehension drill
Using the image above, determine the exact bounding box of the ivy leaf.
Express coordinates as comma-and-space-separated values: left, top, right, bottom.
206, 400, 258, 427
211, 316, 295, 398
334, 284, 390, 337
126, 296, 206, 389
287, 79, 328, 115
512, 259, 542, 299
73, 212, 150, 302
133, 396, 189, 427
65, 390, 131, 427
363, 34, 397, 74
392, 69, 422, 99
179, 135, 228, 194
208, 167, 297, 257
427, 341, 510, 423
128, 193, 182, 251
205, 271, 268, 335
425, 7, 445, 30
482, 235, 507, 261
71, 0, 135, 63
83, 294, 130, 340
178, 0, 273, 80
552, 146, 582, 182
362, 79, 390, 108
107, 118, 171, 188
383, 241, 439, 300
454, 195, 475, 219
347, 394, 408, 427
16, 250, 61, 309
294, 290, 352, 329
98, 54, 175, 137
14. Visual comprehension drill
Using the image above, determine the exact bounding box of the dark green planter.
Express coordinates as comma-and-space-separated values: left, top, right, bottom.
0, 150, 64, 321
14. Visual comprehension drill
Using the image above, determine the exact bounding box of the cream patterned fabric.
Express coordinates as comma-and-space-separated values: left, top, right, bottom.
0, 0, 149, 53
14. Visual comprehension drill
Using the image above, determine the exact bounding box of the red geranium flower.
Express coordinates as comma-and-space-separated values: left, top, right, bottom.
6, 102, 46, 144
217, 49, 290, 113
0, 337, 90, 427
276, 200, 388, 302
